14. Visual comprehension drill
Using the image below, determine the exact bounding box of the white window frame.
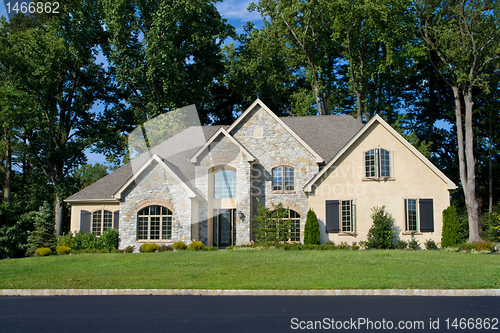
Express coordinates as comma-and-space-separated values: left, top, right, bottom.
137, 205, 173, 241
405, 198, 418, 232
272, 166, 294, 192
92, 210, 113, 236
341, 200, 354, 232
364, 148, 392, 178
214, 169, 236, 198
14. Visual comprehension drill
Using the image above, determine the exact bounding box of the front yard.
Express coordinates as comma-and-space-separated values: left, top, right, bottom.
1, 250, 499, 290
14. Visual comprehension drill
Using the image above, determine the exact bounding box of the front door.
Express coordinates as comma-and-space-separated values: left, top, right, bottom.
213, 209, 235, 248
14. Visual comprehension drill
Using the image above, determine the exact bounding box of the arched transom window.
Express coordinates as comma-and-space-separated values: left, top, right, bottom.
137, 205, 172, 240
92, 210, 113, 236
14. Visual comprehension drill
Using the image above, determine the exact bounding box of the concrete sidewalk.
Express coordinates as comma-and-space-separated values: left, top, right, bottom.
2, 288, 500, 296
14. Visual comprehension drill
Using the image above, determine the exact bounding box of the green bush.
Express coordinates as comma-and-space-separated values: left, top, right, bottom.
352, 245, 360, 250
304, 209, 320, 245
159, 244, 173, 252
35, 247, 52, 256
366, 206, 395, 249
124, 245, 135, 253
57, 232, 76, 249
100, 228, 119, 250
408, 237, 420, 250
424, 239, 439, 250
441, 206, 463, 247
172, 241, 187, 250
395, 240, 408, 249
337, 242, 349, 250
457, 242, 475, 252
73, 231, 99, 250
140, 243, 161, 253
188, 241, 204, 251
56, 245, 71, 255
479, 212, 500, 242
252, 202, 292, 245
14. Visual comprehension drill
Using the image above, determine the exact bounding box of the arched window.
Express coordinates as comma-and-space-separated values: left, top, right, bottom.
214, 169, 236, 198
137, 205, 173, 240
365, 148, 391, 178
92, 210, 113, 236
272, 166, 294, 191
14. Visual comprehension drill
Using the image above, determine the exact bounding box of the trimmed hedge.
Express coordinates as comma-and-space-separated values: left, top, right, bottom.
304, 209, 320, 245
441, 206, 462, 247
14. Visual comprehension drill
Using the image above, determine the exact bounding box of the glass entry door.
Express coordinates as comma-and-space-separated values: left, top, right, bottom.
213, 209, 235, 248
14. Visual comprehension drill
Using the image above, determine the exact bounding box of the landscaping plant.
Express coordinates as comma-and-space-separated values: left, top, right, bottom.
366, 206, 395, 249
26, 202, 56, 256
304, 209, 320, 245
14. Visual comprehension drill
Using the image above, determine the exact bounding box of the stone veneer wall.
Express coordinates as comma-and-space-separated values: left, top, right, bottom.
119, 161, 193, 251
230, 106, 319, 242
195, 135, 251, 246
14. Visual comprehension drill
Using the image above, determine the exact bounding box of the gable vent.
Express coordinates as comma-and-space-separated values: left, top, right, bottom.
253, 126, 263, 138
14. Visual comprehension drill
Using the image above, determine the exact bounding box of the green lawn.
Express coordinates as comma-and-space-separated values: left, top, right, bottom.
1, 250, 499, 290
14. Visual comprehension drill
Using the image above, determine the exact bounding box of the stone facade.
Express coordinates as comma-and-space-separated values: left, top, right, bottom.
230, 106, 319, 242
118, 161, 193, 251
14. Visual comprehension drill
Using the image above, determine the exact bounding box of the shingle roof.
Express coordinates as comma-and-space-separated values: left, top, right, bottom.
66, 113, 362, 202
65, 126, 224, 202
279, 115, 363, 162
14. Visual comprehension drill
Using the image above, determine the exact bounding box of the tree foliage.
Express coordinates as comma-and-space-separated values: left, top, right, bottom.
366, 206, 395, 249
303, 209, 320, 245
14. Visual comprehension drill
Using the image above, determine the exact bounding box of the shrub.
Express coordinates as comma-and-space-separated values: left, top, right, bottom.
337, 242, 349, 250
304, 209, 320, 245
188, 241, 204, 251
159, 244, 173, 252
26, 202, 56, 256
73, 231, 99, 250
100, 228, 119, 250
57, 232, 76, 249
124, 245, 135, 253
366, 206, 395, 249
408, 237, 420, 250
35, 247, 52, 256
140, 243, 161, 253
395, 240, 408, 250
172, 241, 187, 250
56, 245, 71, 255
457, 242, 475, 252
424, 239, 439, 250
473, 241, 494, 252
352, 245, 360, 250
441, 206, 463, 247
480, 212, 500, 242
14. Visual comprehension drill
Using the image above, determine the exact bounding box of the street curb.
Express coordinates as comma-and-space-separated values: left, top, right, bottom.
1, 289, 499, 296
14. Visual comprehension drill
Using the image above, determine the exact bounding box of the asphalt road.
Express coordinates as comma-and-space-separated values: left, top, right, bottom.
0, 296, 498, 333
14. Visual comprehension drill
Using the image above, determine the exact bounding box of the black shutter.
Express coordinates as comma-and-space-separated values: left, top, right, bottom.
325, 200, 340, 233
113, 210, 119, 230
419, 199, 434, 232
80, 210, 91, 233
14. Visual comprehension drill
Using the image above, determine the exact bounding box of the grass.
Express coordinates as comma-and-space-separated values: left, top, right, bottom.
1, 250, 499, 290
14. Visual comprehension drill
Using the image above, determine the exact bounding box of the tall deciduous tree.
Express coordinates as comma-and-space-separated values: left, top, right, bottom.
415, 0, 500, 242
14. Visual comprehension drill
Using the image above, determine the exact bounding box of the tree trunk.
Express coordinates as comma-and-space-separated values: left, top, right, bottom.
3, 128, 11, 205
54, 193, 64, 235
463, 87, 481, 242
488, 113, 493, 213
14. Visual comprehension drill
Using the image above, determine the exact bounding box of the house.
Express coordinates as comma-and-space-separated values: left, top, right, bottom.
65, 99, 456, 250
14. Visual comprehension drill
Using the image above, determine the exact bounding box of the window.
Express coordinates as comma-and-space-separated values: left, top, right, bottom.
214, 169, 236, 198
404, 198, 434, 233
137, 205, 173, 240
365, 148, 391, 178
405, 199, 418, 232
325, 200, 354, 234
289, 210, 301, 242
92, 210, 113, 236
341, 200, 353, 232
272, 166, 294, 191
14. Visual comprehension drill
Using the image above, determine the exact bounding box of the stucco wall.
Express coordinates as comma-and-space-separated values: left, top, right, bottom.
308, 122, 451, 248
70, 203, 120, 233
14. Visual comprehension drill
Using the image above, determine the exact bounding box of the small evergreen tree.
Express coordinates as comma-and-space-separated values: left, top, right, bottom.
366, 206, 395, 249
26, 202, 56, 256
441, 206, 462, 247
304, 209, 320, 245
